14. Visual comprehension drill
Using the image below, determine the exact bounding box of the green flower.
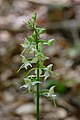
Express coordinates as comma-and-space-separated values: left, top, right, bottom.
17, 55, 32, 72
21, 38, 30, 48
20, 78, 41, 93
44, 64, 53, 81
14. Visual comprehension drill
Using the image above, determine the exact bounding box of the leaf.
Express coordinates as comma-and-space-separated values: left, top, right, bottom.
39, 61, 45, 68
31, 57, 38, 63
43, 64, 53, 80
27, 19, 33, 28
27, 13, 37, 29
32, 13, 37, 22
38, 42, 42, 51
32, 31, 36, 38
24, 78, 31, 85
28, 87, 31, 93
48, 39, 55, 46
21, 55, 26, 63
47, 64, 53, 71
36, 51, 49, 61
28, 36, 35, 42
21, 38, 30, 48
49, 86, 55, 95
38, 40, 48, 45
40, 89, 49, 96
37, 28, 46, 34
44, 71, 50, 81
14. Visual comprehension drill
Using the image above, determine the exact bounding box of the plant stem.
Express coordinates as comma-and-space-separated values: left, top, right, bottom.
36, 61, 40, 120
35, 27, 40, 120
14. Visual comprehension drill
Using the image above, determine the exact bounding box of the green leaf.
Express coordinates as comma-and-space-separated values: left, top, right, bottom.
32, 31, 36, 38
31, 57, 38, 63
21, 55, 26, 63
27, 13, 37, 29
44, 64, 53, 80
28, 36, 35, 42
47, 64, 53, 71
24, 78, 31, 85
49, 86, 55, 95
32, 13, 37, 22
44, 71, 50, 81
37, 28, 46, 34
39, 60, 45, 68
27, 19, 33, 28
36, 51, 49, 61
48, 39, 55, 46
38, 40, 48, 45
40, 89, 49, 96
38, 42, 42, 51
21, 38, 30, 48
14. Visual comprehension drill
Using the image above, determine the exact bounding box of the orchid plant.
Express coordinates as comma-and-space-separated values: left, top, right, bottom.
18, 13, 56, 120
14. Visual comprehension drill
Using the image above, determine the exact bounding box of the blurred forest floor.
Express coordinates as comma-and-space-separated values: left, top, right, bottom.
0, 0, 80, 120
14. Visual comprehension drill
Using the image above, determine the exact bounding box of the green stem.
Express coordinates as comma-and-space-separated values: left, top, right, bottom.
36, 61, 40, 120
35, 27, 40, 120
